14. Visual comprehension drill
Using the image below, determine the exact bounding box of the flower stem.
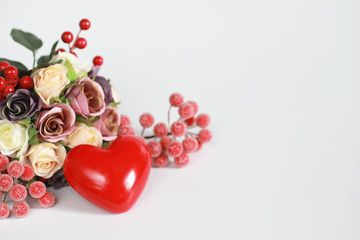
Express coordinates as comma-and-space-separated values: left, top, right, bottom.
32, 51, 36, 68
167, 106, 172, 127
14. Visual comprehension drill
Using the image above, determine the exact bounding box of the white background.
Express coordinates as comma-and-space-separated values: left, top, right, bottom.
1, 0, 360, 239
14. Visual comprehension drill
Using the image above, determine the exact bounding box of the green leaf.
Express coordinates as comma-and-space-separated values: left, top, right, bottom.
22, 118, 32, 128
109, 101, 121, 107
0, 58, 28, 71
102, 141, 111, 148
11, 29, 43, 53
76, 116, 94, 127
63, 59, 78, 81
50, 96, 62, 104
28, 127, 40, 145
37, 40, 59, 65
49, 40, 59, 59
88, 116, 100, 123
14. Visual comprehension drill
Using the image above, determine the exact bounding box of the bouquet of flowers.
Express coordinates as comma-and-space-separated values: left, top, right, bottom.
0, 19, 212, 219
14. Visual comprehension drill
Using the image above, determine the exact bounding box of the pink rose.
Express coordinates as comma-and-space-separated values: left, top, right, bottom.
93, 106, 121, 141
66, 77, 106, 117
35, 103, 76, 142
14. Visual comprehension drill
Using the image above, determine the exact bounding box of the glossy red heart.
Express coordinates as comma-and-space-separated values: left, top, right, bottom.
63, 136, 151, 213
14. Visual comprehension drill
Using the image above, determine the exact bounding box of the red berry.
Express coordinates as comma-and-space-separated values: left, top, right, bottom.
160, 136, 172, 150
38, 191, 55, 208
0, 154, 9, 171
174, 154, 190, 167
0, 77, 6, 90
166, 140, 183, 157
12, 201, 29, 218
153, 153, 169, 167
4, 85, 15, 96
0, 203, 10, 219
185, 117, 196, 127
187, 101, 198, 115
55, 48, 65, 54
198, 129, 212, 143
93, 56, 103, 66
9, 184, 27, 202
28, 181, 46, 198
70, 51, 77, 57
139, 113, 154, 128
120, 115, 131, 126
0, 191, 1, 199
19, 76, 34, 89
3, 66, 18, 79
182, 138, 198, 153
196, 138, 203, 151
5, 76, 19, 87
61, 31, 73, 43
80, 18, 91, 30
147, 141, 162, 158
196, 114, 210, 128
118, 126, 135, 136
169, 93, 184, 107
170, 121, 187, 137
75, 37, 87, 49
7, 161, 24, 179
178, 102, 194, 119
0, 61, 10, 71
20, 165, 35, 181
153, 123, 168, 137
0, 174, 13, 191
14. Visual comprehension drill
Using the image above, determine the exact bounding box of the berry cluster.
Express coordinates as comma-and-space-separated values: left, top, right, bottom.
0, 155, 55, 219
0, 62, 34, 100
118, 93, 212, 168
57, 18, 103, 66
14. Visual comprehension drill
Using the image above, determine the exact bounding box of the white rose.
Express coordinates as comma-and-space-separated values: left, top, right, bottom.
0, 120, 28, 158
31, 64, 70, 105
50, 52, 91, 78
66, 123, 103, 148
23, 142, 66, 179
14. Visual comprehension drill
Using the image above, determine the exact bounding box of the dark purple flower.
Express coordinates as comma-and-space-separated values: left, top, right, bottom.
47, 169, 68, 189
0, 89, 42, 123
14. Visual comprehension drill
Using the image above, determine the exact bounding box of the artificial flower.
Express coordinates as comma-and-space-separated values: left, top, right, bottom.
66, 123, 103, 148
0, 120, 29, 157
93, 106, 120, 141
50, 52, 91, 78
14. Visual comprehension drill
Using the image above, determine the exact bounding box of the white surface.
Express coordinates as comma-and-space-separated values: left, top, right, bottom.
1, 0, 360, 239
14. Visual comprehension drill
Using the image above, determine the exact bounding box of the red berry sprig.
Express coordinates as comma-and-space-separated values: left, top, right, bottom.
119, 93, 212, 168
0, 155, 55, 219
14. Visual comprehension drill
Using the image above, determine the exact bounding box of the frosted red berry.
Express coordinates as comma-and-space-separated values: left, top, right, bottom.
12, 201, 29, 218
0, 174, 13, 191
153, 123, 168, 137
120, 115, 131, 126
28, 181, 46, 199
185, 117, 196, 127
170, 121, 187, 137
196, 114, 210, 128
79, 18, 91, 30
20, 165, 35, 181
93, 56, 103, 66
7, 161, 24, 179
61, 31, 73, 43
0, 203, 10, 219
0, 191, 2, 199
198, 129, 212, 143
119, 126, 135, 136
160, 136, 172, 150
174, 154, 190, 167
0, 61, 10, 71
139, 113, 154, 128
0, 154, 9, 171
166, 140, 183, 157
196, 138, 203, 151
182, 138, 198, 153
55, 48, 65, 54
187, 101, 198, 115
38, 191, 55, 208
75, 37, 87, 49
3, 66, 18, 79
0, 77, 6, 90
169, 93, 184, 107
19, 76, 34, 89
147, 141, 162, 158
9, 184, 27, 202
153, 153, 169, 167
178, 102, 194, 119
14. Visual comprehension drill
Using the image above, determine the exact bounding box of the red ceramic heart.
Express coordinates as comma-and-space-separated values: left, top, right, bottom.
63, 136, 151, 213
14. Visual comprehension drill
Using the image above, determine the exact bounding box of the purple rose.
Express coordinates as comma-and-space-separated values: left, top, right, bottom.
35, 103, 76, 142
66, 77, 106, 117
0, 89, 42, 123
88, 66, 114, 104
93, 106, 120, 141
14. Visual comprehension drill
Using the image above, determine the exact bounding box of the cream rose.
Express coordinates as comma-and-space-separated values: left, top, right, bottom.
0, 120, 28, 158
50, 52, 91, 77
31, 64, 70, 105
66, 123, 103, 148
23, 142, 66, 179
